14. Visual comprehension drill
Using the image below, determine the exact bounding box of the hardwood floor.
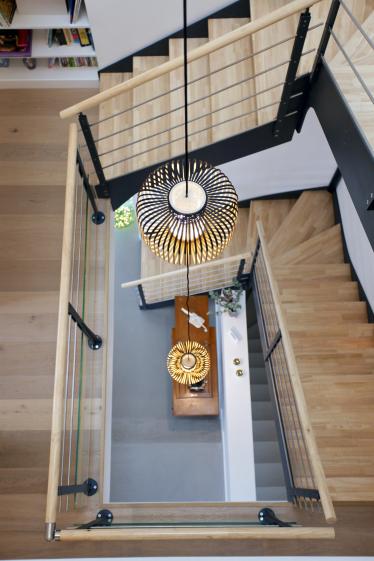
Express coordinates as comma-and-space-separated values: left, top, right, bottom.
1, 90, 374, 558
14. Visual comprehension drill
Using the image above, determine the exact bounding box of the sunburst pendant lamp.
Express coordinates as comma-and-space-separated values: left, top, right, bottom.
136, 0, 238, 266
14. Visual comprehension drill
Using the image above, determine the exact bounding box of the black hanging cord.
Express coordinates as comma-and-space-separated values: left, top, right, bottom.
186, 224, 191, 343
183, 0, 191, 343
183, 0, 189, 199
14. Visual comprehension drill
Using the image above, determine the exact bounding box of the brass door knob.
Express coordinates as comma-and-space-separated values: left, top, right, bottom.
233, 358, 241, 365
236, 369, 244, 377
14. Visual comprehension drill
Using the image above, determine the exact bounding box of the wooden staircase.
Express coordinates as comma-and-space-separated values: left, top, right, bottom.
248, 189, 374, 502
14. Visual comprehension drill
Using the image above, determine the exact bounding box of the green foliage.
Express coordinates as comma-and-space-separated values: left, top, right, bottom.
114, 204, 134, 230
209, 280, 244, 315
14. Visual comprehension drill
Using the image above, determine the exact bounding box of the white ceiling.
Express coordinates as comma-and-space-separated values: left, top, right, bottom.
85, 0, 234, 68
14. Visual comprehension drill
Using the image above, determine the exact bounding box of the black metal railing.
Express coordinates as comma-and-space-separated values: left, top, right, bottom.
250, 239, 321, 510
75, 10, 324, 204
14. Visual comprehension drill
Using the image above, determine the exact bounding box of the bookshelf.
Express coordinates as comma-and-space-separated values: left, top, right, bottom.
0, 1, 99, 88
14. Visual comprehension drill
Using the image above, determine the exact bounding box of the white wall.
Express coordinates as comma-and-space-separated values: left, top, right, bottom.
220, 108, 337, 201
337, 178, 374, 312
85, 0, 233, 68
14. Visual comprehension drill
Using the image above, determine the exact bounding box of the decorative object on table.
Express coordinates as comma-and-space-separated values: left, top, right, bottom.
0, 29, 32, 57
114, 202, 135, 230
166, 0, 215, 386
136, 0, 238, 266
22, 56, 36, 69
189, 379, 207, 392
0, 0, 17, 27
209, 280, 244, 316
0, 56, 9, 66
181, 307, 208, 332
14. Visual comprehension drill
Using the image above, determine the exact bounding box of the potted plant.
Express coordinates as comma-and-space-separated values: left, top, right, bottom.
209, 280, 244, 317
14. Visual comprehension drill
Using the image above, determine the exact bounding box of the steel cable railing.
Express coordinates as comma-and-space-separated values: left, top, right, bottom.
88, 23, 323, 132
251, 221, 336, 523
252, 239, 321, 510
96, 50, 314, 172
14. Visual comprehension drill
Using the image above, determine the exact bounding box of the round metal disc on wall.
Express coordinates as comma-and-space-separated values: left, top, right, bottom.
136, 159, 238, 265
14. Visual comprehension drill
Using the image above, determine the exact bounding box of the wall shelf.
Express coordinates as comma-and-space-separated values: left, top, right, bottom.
31, 29, 95, 58
6, 9, 90, 30
0, 59, 98, 88
0, 2, 98, 88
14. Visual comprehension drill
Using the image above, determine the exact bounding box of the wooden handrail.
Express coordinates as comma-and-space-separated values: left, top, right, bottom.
60, 0, 321, 120
256, 220, 336, 524
45, 124, 78, 531
121, 252, 251, 289
58, 526, 335, 541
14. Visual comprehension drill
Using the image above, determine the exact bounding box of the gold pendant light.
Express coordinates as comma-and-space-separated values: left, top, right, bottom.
137, 159, 238, 264
167, 340, 210, 385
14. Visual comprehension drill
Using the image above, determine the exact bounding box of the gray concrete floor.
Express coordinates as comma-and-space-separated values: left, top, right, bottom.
110, 222, 224, 502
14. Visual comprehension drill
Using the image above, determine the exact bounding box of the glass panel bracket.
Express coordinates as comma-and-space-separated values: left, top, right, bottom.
58, 478, 98, 497
68, 302, 102, 350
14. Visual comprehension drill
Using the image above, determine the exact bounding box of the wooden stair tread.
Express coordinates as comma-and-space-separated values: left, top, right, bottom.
290, 323, 374, 337
169, 37, 210, 158
274, 263, 352, 281
132, 55, 170, 171
99, 72, 133, 178
328, 11, 374, 150
293, 336, 374, 352
247, 198, 295, 253
275, 224, 344, 265
280, 282, 359, 302
268, 190, 335, 257
208, 17, 256, 142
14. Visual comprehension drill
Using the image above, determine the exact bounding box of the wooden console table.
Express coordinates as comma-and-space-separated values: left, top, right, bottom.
171, 295, 219, 416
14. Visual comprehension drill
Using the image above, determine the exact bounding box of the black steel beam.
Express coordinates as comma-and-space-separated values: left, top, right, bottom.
104, 75, 308, 209
308, 59, 374, 250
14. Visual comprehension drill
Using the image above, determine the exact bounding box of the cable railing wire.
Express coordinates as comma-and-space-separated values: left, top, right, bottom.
89, 23, 323, 130
98, 81, 285, 157
254, 244, 319, 505
95, 59, 292, 145
101, 91, 305, 170
339, 0, 374, 51
329, 30, 374, 105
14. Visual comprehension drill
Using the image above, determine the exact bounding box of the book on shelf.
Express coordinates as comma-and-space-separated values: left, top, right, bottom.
0, 29, 32, 57
48, 56, 97, 68
0, 0, 16, 27
49, 28, 93, 48
66, 0, 83, 24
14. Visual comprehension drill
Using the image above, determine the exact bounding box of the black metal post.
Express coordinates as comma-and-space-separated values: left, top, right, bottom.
58, 478, 98, 497
137, 284, 149, 310
79, 112, 109, 196
237, 258, 246, 280
273, 9, 311, 138
77, 150, 105, 225
310, 0, 341, 80
292, 487, 320, 500
68, 303, 102, 350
